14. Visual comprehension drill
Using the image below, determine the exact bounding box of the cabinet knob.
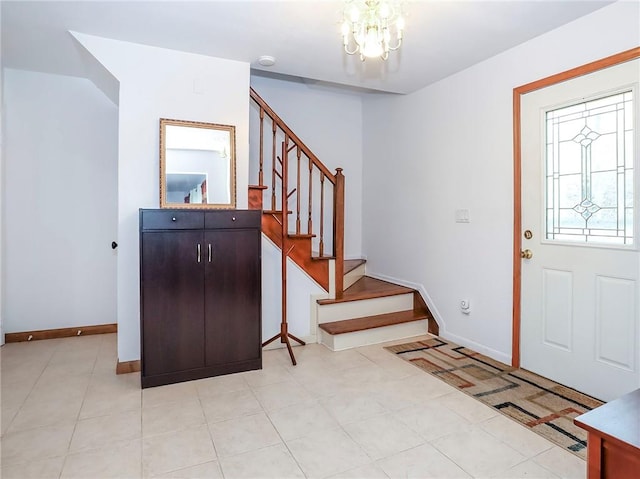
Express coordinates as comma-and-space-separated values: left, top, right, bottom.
172, 217, 177, 222
232, 217, 236, 221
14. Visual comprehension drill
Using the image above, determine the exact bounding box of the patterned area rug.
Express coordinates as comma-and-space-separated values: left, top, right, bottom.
385, 337, 604, 459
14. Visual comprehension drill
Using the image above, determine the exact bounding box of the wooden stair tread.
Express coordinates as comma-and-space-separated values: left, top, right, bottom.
248, 185, 269, 190
289, 233, 316, 239
311, 255, 335, 261
317, 276, 414, 305
319, 309, 428, 335
344, 259, 366, 274
263, 209, 292, 215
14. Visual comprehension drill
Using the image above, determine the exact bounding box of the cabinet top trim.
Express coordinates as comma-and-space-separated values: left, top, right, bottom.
140, 209, 261, 232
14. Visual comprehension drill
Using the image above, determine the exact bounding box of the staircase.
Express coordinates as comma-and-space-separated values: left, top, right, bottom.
317, 272, 438, 351
249, 88, 438, 351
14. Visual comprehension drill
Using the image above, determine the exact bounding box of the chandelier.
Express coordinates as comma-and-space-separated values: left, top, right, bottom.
341, 0, 405, 61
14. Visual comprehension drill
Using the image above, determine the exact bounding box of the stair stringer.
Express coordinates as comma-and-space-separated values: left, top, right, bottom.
261, 212, 333, 293
261, 234, 330, 349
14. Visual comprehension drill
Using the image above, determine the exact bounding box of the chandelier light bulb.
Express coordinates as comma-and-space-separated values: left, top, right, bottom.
341, 0, 405, 61
341, 21, 350, 37
362, 27, 383, 58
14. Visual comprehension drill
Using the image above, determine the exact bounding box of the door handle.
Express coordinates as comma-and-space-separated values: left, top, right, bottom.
197, 244, 201, 263
520, 249, 533, 259
208, 244, 212, 262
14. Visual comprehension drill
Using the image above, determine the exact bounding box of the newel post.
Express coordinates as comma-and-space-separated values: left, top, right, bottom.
333, 168, 345, 298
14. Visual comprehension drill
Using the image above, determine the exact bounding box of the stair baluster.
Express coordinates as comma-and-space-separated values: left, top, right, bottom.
296, 148, 301, 234
308, 160, 313, 235
333, 168, 345, 298
259, 108, 264, 186
319, 175, 325, 257
270, 121, 277, 210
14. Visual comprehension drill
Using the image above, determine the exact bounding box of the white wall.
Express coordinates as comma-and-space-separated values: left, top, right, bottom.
73, 33, 250, 362
250, 75, 364, 259
2, 69, 118, 333
362, 1, 640, 363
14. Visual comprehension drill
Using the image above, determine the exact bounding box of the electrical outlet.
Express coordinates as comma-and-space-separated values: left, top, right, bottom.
460, 299, 471, 314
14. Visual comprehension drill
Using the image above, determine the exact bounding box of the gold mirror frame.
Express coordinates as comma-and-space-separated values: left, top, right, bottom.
159, 118, 236, 209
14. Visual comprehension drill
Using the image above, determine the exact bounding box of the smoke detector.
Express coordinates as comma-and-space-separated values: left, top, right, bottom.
257, 55, 276, 67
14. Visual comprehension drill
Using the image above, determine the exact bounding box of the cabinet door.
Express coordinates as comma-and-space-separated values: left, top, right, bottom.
141, 231, 205, 376
204, 229, 261, 366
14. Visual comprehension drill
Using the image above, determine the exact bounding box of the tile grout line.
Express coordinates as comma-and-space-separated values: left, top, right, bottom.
3, 341, 59, 437
247, 362, 309, 478
261, 397, 309, 478
198, 375, 227, 479
60, 336, 103, 479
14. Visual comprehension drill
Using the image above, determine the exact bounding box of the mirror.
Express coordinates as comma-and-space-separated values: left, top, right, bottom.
160, 118, 236, 209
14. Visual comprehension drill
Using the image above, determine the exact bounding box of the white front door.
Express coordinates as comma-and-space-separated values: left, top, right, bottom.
521, 59, 639, 402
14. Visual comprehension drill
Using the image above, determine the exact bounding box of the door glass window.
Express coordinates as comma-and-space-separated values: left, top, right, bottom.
545, 90, 634, 245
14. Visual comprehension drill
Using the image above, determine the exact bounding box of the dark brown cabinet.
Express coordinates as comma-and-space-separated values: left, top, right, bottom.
139, 209, 262, 388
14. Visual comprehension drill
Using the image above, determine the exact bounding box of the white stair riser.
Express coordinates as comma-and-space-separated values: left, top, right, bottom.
319, 319, 428, 351
317, 293, 413, 324
343, 263, 366, 290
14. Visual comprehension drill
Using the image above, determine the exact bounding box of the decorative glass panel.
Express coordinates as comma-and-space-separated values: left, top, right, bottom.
545, 91, 634, 245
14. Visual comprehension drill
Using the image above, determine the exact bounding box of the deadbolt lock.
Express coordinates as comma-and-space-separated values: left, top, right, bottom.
524, 230, 533, 240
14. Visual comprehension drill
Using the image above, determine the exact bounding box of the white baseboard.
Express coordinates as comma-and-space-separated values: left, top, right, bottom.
365, 271, 512, 366
439, 330, 512, 366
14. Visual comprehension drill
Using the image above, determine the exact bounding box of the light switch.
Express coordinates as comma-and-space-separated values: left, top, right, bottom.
455, 209, 470, 223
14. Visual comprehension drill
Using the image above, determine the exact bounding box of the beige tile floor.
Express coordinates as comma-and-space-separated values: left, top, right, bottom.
0, 333, 587, 479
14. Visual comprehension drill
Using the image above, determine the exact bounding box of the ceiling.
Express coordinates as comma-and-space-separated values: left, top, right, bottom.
1, 0, 614, 94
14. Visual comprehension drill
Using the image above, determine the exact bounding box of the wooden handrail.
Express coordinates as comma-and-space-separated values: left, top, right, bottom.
250, 87, 336, 184
250, 86, 346, 302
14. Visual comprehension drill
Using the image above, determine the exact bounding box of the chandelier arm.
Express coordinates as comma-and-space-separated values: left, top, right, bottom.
387, 38, 402, 51
344, 44, 360, 55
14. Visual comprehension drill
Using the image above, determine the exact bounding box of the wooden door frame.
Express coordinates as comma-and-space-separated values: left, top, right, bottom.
511, 47, 640, 368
